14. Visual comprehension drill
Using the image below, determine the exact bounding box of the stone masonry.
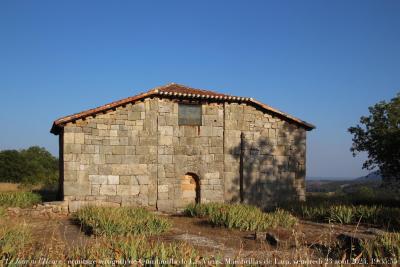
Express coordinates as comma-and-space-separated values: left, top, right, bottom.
52, 84, 314, 212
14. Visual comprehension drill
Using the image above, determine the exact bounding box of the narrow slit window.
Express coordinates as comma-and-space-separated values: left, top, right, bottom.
178, 104, 202, 125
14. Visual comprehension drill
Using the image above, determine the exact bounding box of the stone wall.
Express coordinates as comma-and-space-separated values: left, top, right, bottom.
155, 100, 224, 211
63, 98, 159, 212
62, 98, 306, 212
224, 103, 306, 209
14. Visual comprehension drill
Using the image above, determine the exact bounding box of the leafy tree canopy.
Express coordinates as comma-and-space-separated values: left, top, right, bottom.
348, 93, 400, 183
0, 146, 58, 186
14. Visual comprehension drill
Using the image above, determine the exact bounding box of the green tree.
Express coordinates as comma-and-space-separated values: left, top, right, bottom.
0, 146, 58, 186
348, 93, 400, 187
0, 150, 26, 183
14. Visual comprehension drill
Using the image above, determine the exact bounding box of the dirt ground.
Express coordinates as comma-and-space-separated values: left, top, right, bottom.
5, 211, 380, 263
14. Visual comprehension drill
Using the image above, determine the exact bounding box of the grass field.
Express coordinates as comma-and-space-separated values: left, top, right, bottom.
279, 193, 400, 231
0, 189, 398, 264
184, 203, 298, 230
75, 206, 171, 236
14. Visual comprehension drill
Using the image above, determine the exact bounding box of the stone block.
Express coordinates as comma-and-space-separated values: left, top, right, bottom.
117, 185, 140, 196
107, 175, 119, 185
205, 172, 219, 179
64, 132, 74, 144
89, 175, 108, 185
64, 182, 90, 196
156, 200, 174, 212
158, 185, 168, 193
112, 146, 126, 155
128, 111, 141, 120
132, 102, 145, 112
100, 185, 117, 195
98, 165, 113, 175
158, 102, 172, 113
97, 124, 109, 130
68, 201, 88, 213
136, 175, 149, 185
159, 135, 173, 146
158, 126, 173, 136
64, 144, 81, 154
105, 155, 122, 164
119, 176, 130, 185
111, 164, 147, 175
210, 147, 223, 154
92, 154, 105, 164
199, 126, 213, 136
209, 179, 221, 185
158, 155, 172, 164
91, 185, 100, 195
64, 171, 77, 182
83, 145, 95, 154
75, 133, 85, 144
158, 192, 169, 200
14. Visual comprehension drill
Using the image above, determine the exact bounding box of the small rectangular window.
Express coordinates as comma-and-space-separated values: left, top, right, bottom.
178, 104, 202, 125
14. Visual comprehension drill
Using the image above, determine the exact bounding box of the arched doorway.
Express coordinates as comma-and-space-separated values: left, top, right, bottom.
181, 173, 200, 205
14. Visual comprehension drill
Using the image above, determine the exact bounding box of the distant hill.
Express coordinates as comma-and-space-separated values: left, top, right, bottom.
306, 171, 381, 193
354, 170, 381, 182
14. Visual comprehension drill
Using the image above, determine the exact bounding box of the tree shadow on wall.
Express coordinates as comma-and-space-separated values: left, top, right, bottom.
226, 125, 306, 211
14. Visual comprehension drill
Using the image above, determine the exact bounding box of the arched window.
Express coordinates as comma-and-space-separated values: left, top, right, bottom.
181, 172, 200, 204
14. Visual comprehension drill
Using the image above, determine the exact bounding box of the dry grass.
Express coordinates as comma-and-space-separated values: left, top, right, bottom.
0, 183, 20, 192
0, 192, 42, 208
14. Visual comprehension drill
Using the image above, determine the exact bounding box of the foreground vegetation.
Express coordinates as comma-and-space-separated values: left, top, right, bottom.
0, 192, 41, 208
0, 202, 398, 264
280, 193, 400, 231
360, 232, 400, 260
0, 225, 198, 264
75, 206, 171, 236
185, 203, 298, 231
67, 236, 199, 264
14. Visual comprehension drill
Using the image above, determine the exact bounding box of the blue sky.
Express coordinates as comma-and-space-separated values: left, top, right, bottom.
0, 0, 399, 178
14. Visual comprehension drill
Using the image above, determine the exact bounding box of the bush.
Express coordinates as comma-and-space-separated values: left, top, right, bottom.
0, 223, 31, 259
184, 202, 225, 218
0, 146, 58, 187
328, 205, 355, 224
361, 232, 400, 260
0, 192, 41, 208
184, 203, 297, 231
285, 203, 400, 230
75, 206, 171, 236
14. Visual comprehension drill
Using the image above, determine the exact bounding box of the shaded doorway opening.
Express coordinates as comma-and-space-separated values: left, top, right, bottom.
181, 173, 200, 205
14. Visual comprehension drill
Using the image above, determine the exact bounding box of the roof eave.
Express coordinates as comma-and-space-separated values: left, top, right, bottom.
249, 99, 315, 131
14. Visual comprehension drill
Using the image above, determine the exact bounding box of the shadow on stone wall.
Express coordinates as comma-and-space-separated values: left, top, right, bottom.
226, 125, 306, 210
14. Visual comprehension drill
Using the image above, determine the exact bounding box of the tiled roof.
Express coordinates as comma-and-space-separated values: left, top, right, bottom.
50, 83, 315, 134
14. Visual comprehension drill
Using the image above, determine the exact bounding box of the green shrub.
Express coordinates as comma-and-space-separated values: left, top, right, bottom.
328, 205, 355, 224
0, 146, 59, 186
0, 223, 31, 259
75, 206, 171, 236
279, 195, 400, 230
361, 232, 400, 260
184, 202, 224, 218
0, 192, 41, 208
299, 205, 327, 221
185, 203, 297, 231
